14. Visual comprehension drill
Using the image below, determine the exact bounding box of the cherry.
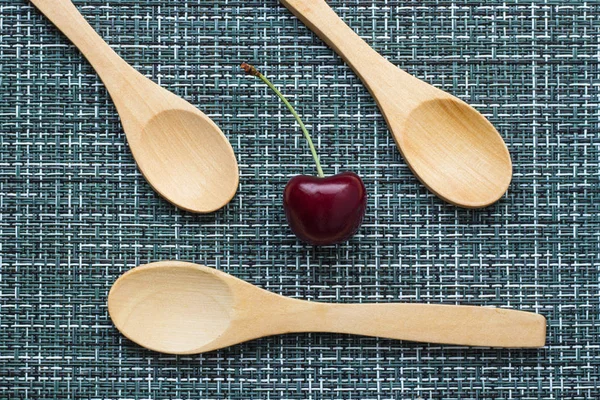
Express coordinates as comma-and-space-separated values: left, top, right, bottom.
284, 172, 367, 245
242, 63, 367, 245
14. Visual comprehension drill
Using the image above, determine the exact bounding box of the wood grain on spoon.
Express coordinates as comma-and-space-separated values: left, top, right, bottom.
108, 262, 546, 354
279, 0, 512, 208
30, 0, 239, 213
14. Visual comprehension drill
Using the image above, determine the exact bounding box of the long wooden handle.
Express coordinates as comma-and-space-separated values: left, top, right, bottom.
30, 0, 134, 91
279, 0, 413, 91
279, 301, 546, 348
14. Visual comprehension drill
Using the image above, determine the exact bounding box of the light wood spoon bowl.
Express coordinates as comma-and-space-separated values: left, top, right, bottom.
31, 0, 239, 213
108, 261, 546, 354
280, 0, 512, 208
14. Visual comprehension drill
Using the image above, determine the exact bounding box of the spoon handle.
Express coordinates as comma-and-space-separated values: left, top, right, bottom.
30, 0, 136, 92
279, 0, 416, 100
282, 302, 546, 348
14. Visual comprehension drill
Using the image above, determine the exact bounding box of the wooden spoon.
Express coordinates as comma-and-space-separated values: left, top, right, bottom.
279, 0, 512, 208
31, 0, 239, 213
108, 261, 546, 354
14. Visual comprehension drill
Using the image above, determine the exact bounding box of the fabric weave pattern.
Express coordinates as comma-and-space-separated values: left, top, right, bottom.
1, 1, 599, 399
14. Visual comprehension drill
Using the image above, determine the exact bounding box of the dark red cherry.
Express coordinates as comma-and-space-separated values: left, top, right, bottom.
241, 63, 368, 245
283, 172, 367, 245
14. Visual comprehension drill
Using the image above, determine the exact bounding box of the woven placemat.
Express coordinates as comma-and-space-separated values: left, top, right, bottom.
1, 0, 599, 399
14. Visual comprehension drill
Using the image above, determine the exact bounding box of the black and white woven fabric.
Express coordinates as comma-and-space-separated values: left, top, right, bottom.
1, 1, 599, 399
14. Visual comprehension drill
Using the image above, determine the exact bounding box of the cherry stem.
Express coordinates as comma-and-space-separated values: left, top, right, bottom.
241, 63, 325, 178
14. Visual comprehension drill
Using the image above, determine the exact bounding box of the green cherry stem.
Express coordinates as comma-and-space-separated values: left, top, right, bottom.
242, 63, 324, 178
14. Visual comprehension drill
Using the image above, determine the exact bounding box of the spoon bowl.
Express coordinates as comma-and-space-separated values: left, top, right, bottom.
31, 0, 239, 212
109, 263, 234, 353
280, 0, 512, 207
135, 109, 238, 212
108, 261, 546, 354
401, 98, 512, 207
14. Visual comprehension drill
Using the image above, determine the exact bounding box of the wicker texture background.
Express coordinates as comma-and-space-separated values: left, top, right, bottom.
1, 0, 599, 399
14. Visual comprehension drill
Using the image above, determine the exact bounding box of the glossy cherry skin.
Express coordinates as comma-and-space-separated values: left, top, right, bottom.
283, 171, 367, 245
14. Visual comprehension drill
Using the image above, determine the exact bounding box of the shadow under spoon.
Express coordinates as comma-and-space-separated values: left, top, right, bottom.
280, 0, 512, 208
30, 0, 239, 213
108, 261, 546, 354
